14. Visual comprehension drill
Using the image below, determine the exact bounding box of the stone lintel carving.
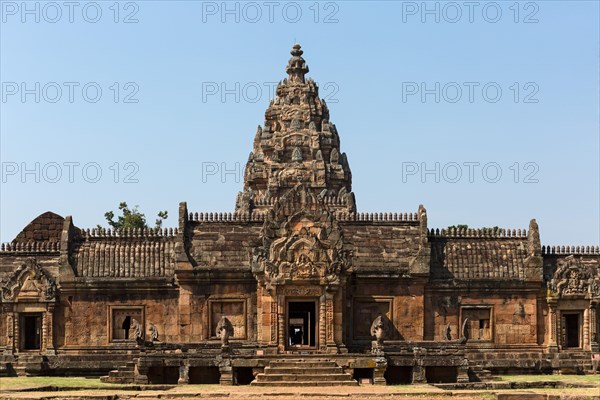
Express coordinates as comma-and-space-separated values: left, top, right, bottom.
1, 258, 58, 302
549, 255, 600, 299
251, 185, 352, 292
281, 286, 323, 297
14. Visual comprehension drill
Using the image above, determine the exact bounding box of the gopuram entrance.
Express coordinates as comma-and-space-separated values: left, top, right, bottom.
251, 185, 352, 354
287, 300, 317, 349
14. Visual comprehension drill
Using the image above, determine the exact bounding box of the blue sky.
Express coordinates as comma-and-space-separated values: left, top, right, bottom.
1, 0, 598, 246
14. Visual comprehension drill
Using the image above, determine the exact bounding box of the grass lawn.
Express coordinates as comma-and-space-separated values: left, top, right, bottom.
0, 376, 120, 390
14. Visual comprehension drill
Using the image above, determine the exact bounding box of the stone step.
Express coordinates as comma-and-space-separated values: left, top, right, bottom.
253, 358, 356, 386
268, 361, 338, 368
256, 373, 353, 382
109, 370, 134, 378
265, 367, 343, 374
251, 380, 358, 387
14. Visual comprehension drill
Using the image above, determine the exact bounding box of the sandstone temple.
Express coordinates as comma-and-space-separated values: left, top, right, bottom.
1, 45, 599, 385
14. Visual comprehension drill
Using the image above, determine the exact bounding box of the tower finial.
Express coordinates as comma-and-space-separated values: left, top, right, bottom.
291, 43, 303, 56
286, 43, 309, 83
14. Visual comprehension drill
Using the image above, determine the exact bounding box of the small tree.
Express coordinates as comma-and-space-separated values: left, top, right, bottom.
99, 202, 168, 230
447, 224, 499, 233
447, 224, 469, 231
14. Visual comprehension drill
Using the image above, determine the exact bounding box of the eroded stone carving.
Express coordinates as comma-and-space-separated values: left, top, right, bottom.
371, 315, 385, 354
549, 255, 600, 298
131, 319, 143, 340
444, 323, 452, 341
1, 258, 57, 302
252, 185, 352, 291
216, 316, 234, 346
458, 318, 469, 344
149, 323, 159, 342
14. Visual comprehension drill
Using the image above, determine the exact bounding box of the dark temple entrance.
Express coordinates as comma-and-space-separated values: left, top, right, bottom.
564, 313, 581, 348
287, 301, 317, 349
21, 314, 42, 351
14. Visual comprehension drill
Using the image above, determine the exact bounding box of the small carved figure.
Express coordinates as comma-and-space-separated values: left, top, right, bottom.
370, 315, 385, 355
458, 318, 469, 344
149, 323, 159, 342
329, 148, 339, 164
216, 316, 234, 347
444, 323, 452, 341
131, 318, 143, 340
292, 147, 303, 162
371, 315, 385, 345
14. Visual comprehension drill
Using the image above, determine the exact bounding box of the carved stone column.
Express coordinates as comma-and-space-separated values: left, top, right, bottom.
13, 312, 20, 354
547, 301, 558, 352
591, 303, 599, 352
256, 286, 263, 344
277, 294, 284, 352
325, 292, 336, 353
41, 311, 48, 353
334, 284, 347, 353
319, 294, 327, 351
5, 308, 15, 355
46, 305, 55, 354
270, 295, 278, 349
583, 307, 590, 351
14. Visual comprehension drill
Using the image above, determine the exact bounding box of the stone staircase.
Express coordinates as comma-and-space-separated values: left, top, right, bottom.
252, 359, 358, 386
555, 351, 594, 374
100, 361, 137, 384
14, 354, 45, 376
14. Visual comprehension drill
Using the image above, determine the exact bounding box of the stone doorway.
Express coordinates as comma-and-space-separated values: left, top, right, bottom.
563, 313, 581, 348
20, 314, 42, 351
286, 300, 317, 349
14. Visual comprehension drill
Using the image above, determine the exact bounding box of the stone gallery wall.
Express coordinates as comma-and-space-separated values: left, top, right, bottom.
56, 290, 179, 347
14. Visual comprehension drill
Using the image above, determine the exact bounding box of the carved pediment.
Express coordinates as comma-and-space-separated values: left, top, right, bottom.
252, 185, 352, 290
1, 258, 58, 302
548, 255, 600, 299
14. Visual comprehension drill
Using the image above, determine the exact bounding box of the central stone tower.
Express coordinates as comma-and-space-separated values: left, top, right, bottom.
235, 44, 356, 214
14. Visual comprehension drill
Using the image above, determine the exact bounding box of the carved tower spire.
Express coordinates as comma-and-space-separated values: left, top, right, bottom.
235, 44, 356, 214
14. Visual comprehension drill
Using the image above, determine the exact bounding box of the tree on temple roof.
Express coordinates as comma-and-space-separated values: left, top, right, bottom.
447, 225, 499, 233
98, 202, 168, 230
